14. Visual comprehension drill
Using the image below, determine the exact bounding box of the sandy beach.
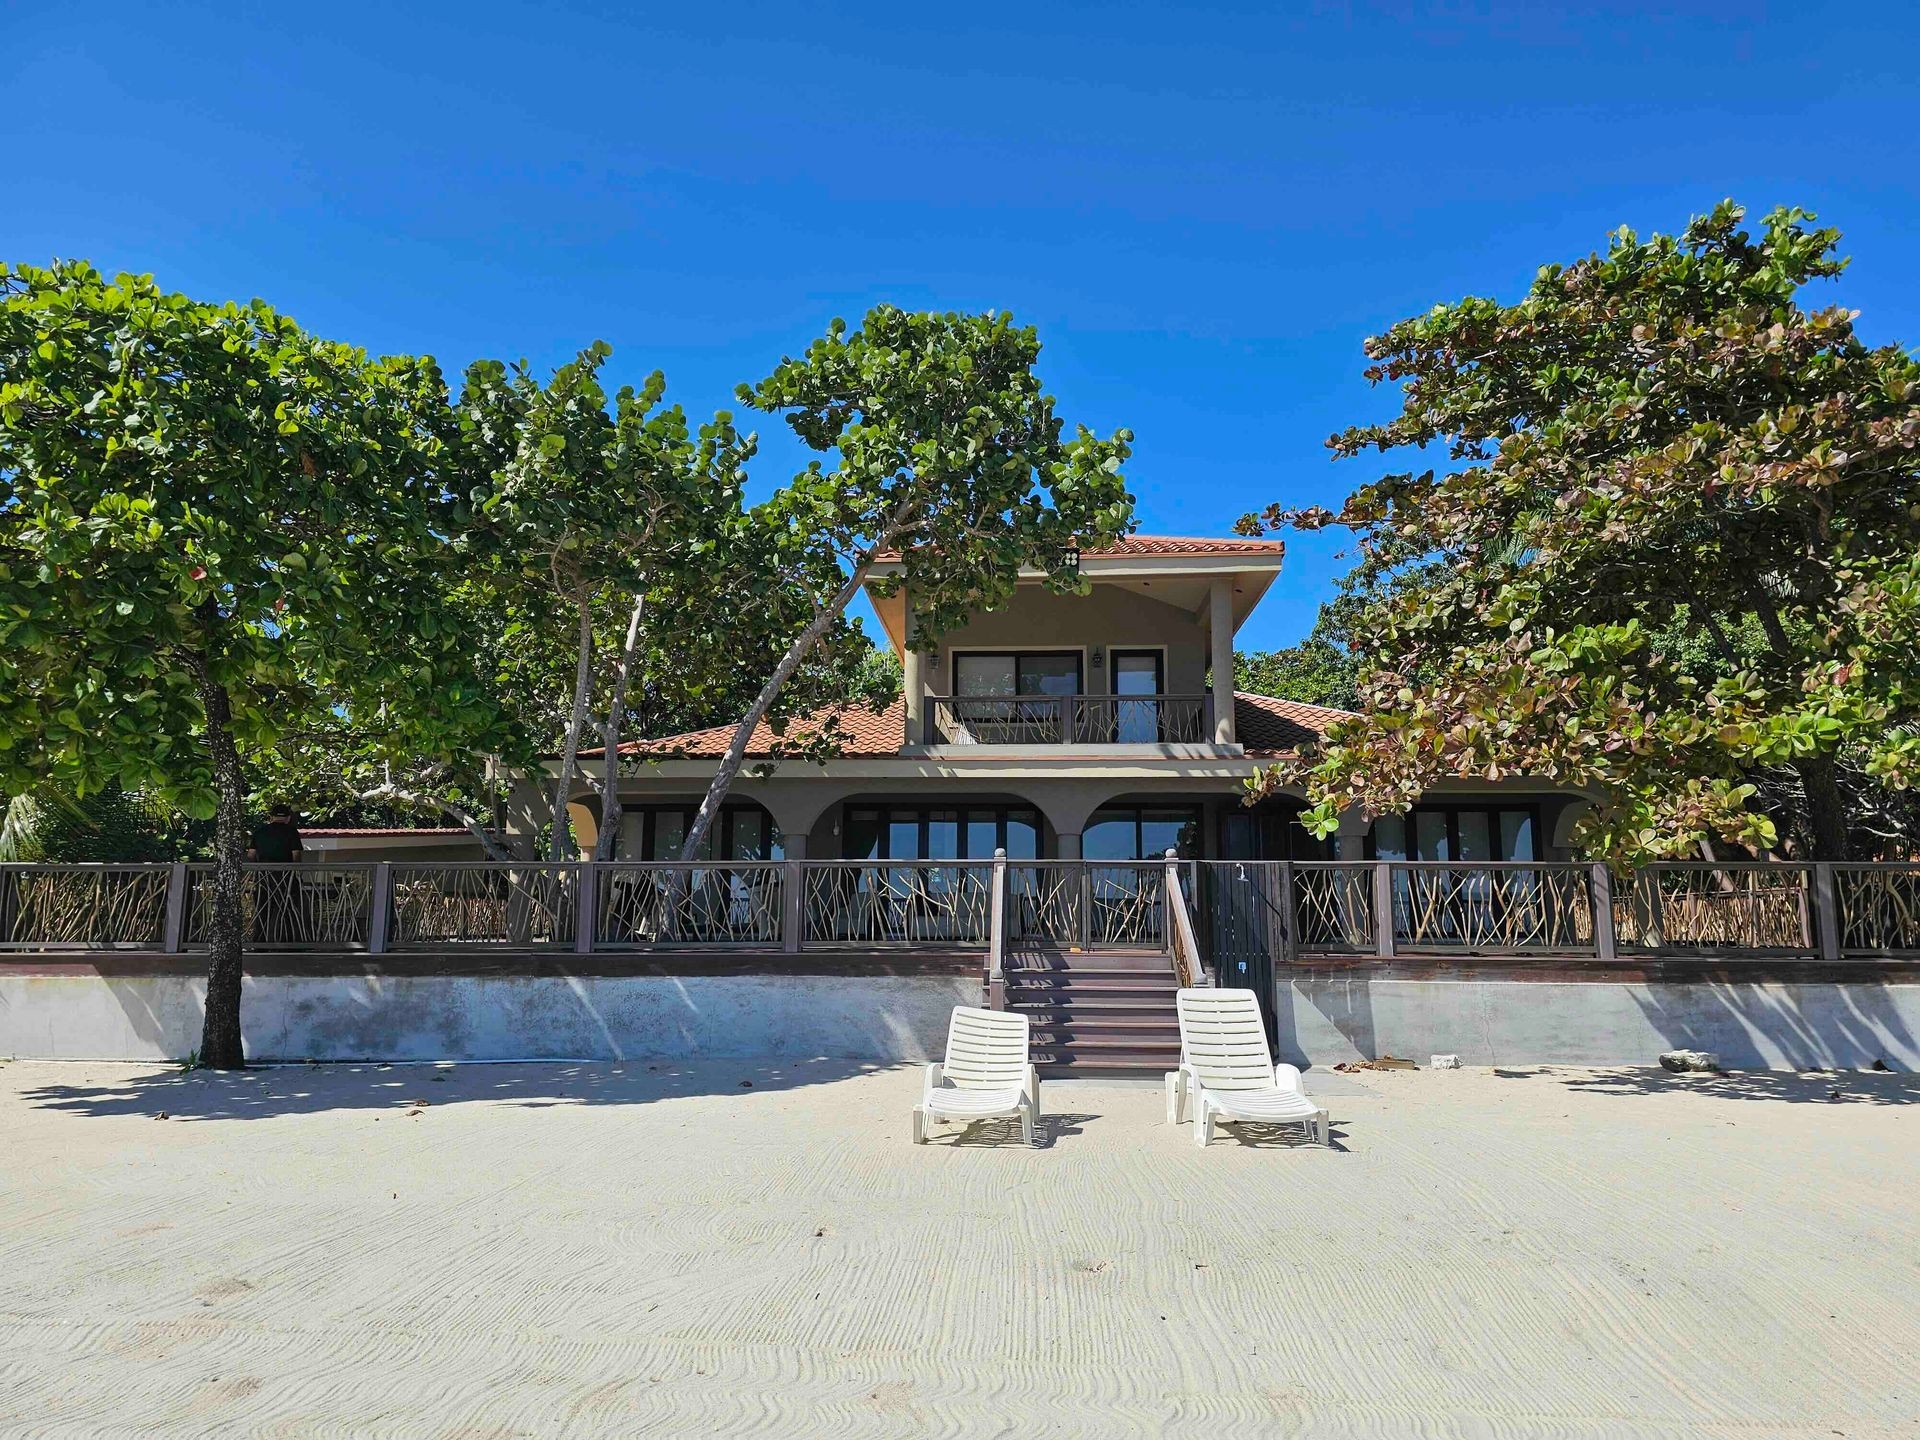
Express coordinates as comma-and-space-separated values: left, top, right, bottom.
1, 1057, 1914, 1438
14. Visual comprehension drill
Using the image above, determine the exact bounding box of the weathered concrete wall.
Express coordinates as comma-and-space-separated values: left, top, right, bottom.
1278, 976, 1920, 1071
0, 973, 977, 1064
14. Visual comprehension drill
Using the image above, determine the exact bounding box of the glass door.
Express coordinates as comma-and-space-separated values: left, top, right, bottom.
1110, 649, 1163, 742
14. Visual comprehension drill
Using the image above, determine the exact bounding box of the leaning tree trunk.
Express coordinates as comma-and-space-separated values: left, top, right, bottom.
187, 648, 249, 1070
548, 592, 596, 862
680, 561, 875, 861
594, 592, 646, 862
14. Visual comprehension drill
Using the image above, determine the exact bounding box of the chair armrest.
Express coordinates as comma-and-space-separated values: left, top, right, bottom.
1024, 1064, 1040, 1113
1274, 1062, 1305, 1094
922, 1063, 944, 1104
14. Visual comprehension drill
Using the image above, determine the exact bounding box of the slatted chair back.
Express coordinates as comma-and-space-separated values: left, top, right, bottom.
941, 1006, 1031, 1091
1176, 988, 1275, 1092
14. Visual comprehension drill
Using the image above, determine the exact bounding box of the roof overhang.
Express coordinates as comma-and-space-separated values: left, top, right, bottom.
866, 552, 1284, 653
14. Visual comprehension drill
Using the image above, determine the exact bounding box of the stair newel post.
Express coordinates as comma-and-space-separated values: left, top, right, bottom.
1279, 858, 1297, 968
987, 847, 1007, 1009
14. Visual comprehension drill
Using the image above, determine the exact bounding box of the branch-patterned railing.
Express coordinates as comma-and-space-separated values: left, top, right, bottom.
0, 865, 173, 949
1184, 859, 1917, 968
184, 864, 376, 950
800, 861, 996, 947
4, 859, 1917, 960
1392, 862, 1596, 953
387, 863, 579, 949
924, 694, 1213, 745
1835, 864, 1920, 954
596, 862, 784, 947
1612, 863, 1813, 953
1005, 861, 1166, 949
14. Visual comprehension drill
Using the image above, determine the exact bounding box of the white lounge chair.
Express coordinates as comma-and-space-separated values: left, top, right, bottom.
1169, 988, 1329, 1148
914, 1006, 1040, 1146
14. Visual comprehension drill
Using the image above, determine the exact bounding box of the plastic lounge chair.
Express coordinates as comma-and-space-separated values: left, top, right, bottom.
1169, 988, 1329, 1147
914, 1006, 1040, 1146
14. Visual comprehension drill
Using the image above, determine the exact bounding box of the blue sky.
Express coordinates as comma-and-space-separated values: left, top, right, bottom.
9, 1, 1917, 649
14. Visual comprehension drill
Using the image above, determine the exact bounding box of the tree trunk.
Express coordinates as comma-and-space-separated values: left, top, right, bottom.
595, 592, 646, 861
187, 646, 248, 1070
549, 593, 596, 862
681, 559, 879, 861
1794, 754, 1853, 860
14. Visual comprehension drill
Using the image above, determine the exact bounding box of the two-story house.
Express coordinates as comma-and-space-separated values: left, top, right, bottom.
569, 536, 1588, 868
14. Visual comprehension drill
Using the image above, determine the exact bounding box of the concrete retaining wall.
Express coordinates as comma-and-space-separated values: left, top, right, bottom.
1279, 976, 1920, 1071
0, 973, 977, 1063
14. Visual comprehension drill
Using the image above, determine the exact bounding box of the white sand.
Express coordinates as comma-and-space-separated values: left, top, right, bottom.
1, 1058, 1915, 1438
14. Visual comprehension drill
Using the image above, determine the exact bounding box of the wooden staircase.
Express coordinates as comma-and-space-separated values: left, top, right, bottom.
1002, 947, 1182, 1078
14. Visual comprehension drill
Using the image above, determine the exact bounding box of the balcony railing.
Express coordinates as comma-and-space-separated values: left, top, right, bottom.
5, 859, 1918, 965
924, 693, 1213, 745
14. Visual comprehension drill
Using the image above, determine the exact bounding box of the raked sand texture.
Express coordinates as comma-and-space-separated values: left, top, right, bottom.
1, 1059, 1915, 1438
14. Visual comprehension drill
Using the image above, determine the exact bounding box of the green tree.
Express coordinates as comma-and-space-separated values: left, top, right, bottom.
1238, 204, 1920, 861
0, 262, 509, 1066
680, 306, 1135, 858
1234, 605, 1360, 711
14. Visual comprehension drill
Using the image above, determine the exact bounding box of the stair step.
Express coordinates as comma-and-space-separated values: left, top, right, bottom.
1006, 972, 1177, 989
1033, 1034, 1181, 1053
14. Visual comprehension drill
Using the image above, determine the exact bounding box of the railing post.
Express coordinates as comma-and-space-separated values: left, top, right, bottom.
1059, 695, 1072, 745
1589, 862, 1618, 961
367, 862, 392, 955
1813, 862, 1843, 961
574, 862, 597, 954
1279, 859, 1297, 967
987, 848, 1007, 1008
1372, 861, 1395, 959
783, 859, 805, 953
161, 862, 188, 953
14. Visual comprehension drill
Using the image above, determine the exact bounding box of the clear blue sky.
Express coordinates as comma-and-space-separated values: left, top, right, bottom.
9, 1, 1917, 649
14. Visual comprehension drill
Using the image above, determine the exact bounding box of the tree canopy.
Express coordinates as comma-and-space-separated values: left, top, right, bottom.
1234, 605, 1361, 712
0, 260, 512, 1064
1239, 203, 1920, 861
680, 305, 1134, 857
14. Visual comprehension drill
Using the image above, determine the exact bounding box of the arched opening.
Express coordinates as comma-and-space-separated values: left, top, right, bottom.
613, 801, 784, 861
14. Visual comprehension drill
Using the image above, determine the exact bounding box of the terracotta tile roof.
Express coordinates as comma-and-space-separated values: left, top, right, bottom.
613, 700, 907, 759
614, 691, 1347, 760
1233, 692, 1351, 759
873, 533, 1286, 562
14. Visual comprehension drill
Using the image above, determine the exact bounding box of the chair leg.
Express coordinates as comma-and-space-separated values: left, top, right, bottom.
1194, 1103, 1212, 1149
912, 1107, 927, 1145
1165, 1071, 1181, 1126
1315, 1110, 1329, 1146
1022, 1100, 1036, 1147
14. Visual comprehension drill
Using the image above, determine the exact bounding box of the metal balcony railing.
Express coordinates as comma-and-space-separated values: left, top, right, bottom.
923, 693, 1213, 745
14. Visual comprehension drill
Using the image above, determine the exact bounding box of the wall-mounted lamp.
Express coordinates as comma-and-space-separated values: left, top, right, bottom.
1090, 647, 1105, 672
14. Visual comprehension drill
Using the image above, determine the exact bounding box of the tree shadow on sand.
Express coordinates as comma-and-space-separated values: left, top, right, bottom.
18, 1057, 907, 1123
1488, 1064, 1919, 1106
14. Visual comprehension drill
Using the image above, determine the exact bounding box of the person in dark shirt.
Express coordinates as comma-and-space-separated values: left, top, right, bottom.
247, 807, 304, 941
248, 807, 304, 864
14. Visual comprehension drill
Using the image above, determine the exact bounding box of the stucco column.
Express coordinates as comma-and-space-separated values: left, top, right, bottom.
901, 583, 925, 746
1334, 807, 1371, 861
782, 832, 807, 860
1056, 832, 1082, 861
1209, 574, 1237, 746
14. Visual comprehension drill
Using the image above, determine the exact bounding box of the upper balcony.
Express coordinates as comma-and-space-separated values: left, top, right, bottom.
922, 693, 1214, 747
869, 534, 1290, 756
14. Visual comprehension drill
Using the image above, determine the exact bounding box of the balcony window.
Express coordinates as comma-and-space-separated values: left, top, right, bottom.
952, 650, 1083, 697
